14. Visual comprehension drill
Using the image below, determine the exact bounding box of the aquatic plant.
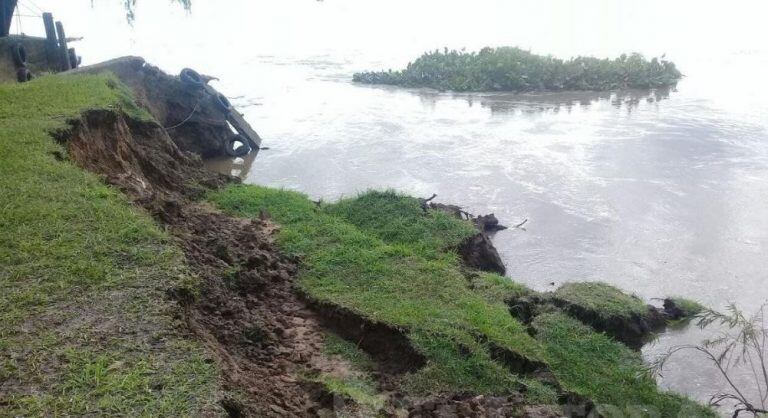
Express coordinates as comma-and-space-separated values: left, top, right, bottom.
650, 303, 768, 417
353, 47, 682, 92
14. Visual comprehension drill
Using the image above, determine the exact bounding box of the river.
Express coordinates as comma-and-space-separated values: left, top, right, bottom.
19, 0, 768, 412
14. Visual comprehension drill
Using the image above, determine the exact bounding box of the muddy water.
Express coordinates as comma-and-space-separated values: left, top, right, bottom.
28, 0, 768, 411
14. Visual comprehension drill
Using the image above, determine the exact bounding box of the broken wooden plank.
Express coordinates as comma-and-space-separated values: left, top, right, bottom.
42, 13, 58, 65
55, 21, 71, 71
226, 109, 262, 149
204, 84, 261, 149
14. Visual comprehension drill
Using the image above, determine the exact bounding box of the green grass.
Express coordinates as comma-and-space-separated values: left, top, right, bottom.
353, 47, 682, 92
209, 185, 548, 396
208, 185, 714, 415
317, 334, 385, 412
0, 74, 219, 416
533, 312, 715, 417
553, 282, 649, 319
668, 297, 706, 317
324, 333, 377, 372
325, 190, 477, 260
469, 272, 531, 305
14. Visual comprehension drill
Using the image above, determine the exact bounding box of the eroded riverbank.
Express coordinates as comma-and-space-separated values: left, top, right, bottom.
1, 59, 726, 416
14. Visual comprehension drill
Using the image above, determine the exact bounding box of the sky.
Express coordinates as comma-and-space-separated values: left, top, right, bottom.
10, 0, 768, 74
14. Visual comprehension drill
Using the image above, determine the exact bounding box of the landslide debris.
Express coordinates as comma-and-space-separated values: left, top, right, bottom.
55, 107, 337, 416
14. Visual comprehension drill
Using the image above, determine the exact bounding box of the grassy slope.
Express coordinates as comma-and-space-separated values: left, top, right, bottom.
210, 187, 552, 398
534, 312, 715, 417
209, 186, 713, 416
0, 74, 218, 416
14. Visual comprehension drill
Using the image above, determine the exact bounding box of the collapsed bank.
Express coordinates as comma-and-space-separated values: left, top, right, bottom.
0, 57, 715, 417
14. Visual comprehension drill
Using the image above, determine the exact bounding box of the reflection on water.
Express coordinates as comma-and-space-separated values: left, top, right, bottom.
407, 86, 673, 115
208, 151, 260, 179
208, 87, 675, 178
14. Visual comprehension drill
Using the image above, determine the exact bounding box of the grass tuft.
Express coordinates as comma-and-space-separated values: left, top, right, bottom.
553, 282, 648, 319
668, 297, 706, 317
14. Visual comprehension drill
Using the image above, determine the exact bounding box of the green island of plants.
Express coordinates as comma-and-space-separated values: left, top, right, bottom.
353, 47, 682, 92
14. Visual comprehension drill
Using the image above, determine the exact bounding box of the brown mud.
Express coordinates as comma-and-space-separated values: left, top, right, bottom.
303, 299, 427, 375
407, 393, 562, 418
58, 108, 335, 416
548, 296, 666, 350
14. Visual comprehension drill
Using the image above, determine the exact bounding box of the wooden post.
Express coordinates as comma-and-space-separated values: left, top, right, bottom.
42, 13, 58, 65
55, 21, 71, 71
1, 0, 18, 37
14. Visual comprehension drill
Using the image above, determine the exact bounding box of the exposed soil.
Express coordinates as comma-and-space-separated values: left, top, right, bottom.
427, 202, 507, 275
548, 296, 666, 350
303, 299, 427, 375
458, 232, 507, 275
57, 108, 339, 416
661, 298, 700, 321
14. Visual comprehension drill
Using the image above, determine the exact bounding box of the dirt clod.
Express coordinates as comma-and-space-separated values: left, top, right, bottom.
428, 202, 508, 275
458, 232, 507, 275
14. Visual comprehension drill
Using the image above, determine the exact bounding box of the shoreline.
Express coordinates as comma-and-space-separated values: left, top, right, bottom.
0, 58, 718, 417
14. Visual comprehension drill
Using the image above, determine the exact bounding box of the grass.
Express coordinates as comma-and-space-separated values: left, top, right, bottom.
323, 333, 377, 372
353, 47, 682, 92
553, 282, 649, 319
315, 374, 385, 412
533, 312, 716, 417
316, 333, 385, 412
668, 297, 706, 317
469, 272, 531, 305
209, 186, 550, 397
209, 185, 713, 415
324, 190, 477, 260
0, 73, 219, 416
